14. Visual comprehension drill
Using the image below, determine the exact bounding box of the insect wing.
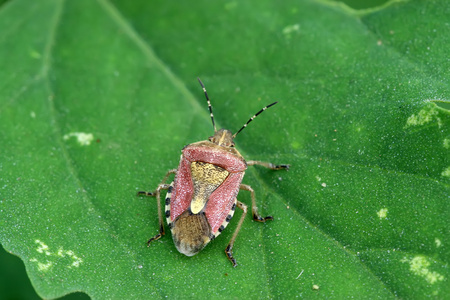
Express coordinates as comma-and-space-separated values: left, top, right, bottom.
169, 156, 193, 223
206, 171, 245, 234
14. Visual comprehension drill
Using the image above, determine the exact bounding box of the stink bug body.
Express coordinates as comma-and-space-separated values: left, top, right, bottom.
138, 78, 289, 267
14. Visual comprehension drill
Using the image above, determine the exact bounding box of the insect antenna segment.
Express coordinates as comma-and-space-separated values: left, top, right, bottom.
197, 78, 278, 138
197, 78, 217, 133
233, 101, 278, 138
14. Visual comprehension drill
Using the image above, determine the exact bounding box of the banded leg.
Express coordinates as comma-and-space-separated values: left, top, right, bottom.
245, 160, 289, 221
247, 160, 290, 170
137, 169, 177, 245
240, 184, 273, 222
225, 200, 247, 267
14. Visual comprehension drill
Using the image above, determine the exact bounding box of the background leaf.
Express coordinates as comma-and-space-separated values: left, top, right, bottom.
0, 0, 448, 299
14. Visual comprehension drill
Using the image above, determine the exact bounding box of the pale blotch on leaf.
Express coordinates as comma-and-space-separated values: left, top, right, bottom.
224, 1, 237, 10
291, 140, 301, 149
63, 132, 94, 146
435, 238, 442, 248
404, 104, 442, 129
37, 261, 53, 271
441, 166, 450, 177
57, 248, 65, 257
29, 257, 52, 272
29, 49, 41, 59
401, 255, 444, 284
443, 138, 449, 149
35, 239, 51, 256
29, 239, 83, 271
377, 208, 388, 219
282, 24, 300, 38
65, 250, 83, 268
315, 174, 326, 187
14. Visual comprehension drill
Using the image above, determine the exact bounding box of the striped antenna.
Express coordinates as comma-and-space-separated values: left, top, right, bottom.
197, 78, 217, 132
233, 102, 278, 138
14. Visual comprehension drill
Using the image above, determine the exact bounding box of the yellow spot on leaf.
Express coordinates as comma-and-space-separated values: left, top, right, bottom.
29, 49, 41, 59
57, 248, 65, 257
38, 261, 53, 271
377, 208, 388, 219
404, 105, 442, 129
441, 166, 450, 177
401, 255, 444, 284
35, 240, 51, 255
30, 239, 83, 271
291, 140, 301, 149
224, 1, 237, 10
63, 132, 94, 146
444, 138, 450, 149
282, 24, 300, 36
435, 238, 442, 248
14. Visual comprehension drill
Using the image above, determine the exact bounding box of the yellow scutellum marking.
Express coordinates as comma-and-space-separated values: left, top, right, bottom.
377, 208, 388, 219
63, 132, 94, 146
435, 238, 442, 248
441, 166, 450, 177
29, 239, 83, 272
404, 105, 442, 129
401, 255, 444, 284
190, 162, 229, 214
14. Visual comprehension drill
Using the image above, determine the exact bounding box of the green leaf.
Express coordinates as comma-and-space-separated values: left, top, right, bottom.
1, 0, 448, 298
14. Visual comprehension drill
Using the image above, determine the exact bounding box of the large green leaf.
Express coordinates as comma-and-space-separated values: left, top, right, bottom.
1, 0, 448, 298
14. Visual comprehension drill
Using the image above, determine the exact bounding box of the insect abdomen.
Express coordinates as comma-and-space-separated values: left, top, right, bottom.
171, 210, 212, 256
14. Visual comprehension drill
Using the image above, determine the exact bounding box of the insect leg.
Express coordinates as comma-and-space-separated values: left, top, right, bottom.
247, 160, 290, 170
137, 169, 177, 245
239, 183, 273, 222
225, 200, 247, 267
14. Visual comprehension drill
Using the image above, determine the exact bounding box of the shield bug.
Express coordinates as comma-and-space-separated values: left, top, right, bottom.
138, 78, 289, 267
